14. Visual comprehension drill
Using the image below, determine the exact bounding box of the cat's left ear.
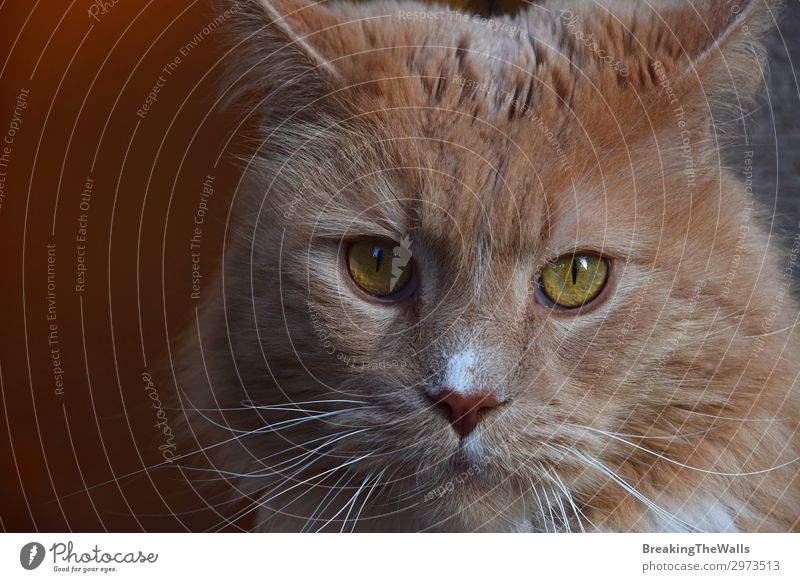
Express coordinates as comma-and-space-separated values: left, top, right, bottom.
218, 0, 345, 117
248, 0, 343, 78
665, 0, 782, 109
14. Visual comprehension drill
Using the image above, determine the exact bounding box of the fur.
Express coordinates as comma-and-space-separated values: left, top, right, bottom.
173, 0, 800, 532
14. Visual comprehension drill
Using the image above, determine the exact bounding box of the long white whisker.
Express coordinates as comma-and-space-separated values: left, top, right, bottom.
211, 431, 368, 532
246, 399, 368, 407
549, 483, 571, 533
579, 425, 800, 477
186, 430, 358, 481
539, 482, 558, 533
301, 472, 355, 533
566, 422, 719, 441
339, 472, 375, 533
254, 429, 365, 489
59, 421, 344, 500
349, 468, 386, 533
249, 429, 369, 480
312, 470, 371, 533
257, 453, 374, 523
191, 408, 365, 435
209, 453, 326, 532
563, 445, 700, 532
667, 411, 788, 423
530, 481, 549, 533
550, 468, 592, 533
741, 319, 800, 338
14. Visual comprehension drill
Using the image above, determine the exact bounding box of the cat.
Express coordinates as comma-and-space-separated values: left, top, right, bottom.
174, 0, 800, 532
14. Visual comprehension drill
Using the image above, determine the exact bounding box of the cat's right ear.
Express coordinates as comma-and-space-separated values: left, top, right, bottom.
216, 0, 344, 117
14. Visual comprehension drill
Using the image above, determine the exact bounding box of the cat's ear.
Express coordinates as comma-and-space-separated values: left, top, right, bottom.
664, 0, 781, 109
247, 0, 341, 77
554, 0, 780, 107
218, 0, 344, 117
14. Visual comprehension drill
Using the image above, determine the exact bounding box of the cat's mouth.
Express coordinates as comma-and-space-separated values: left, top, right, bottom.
452, 433, 487, 466
433, 433, 499, 490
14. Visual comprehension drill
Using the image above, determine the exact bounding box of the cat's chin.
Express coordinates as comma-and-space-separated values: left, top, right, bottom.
422, 488, 540, 532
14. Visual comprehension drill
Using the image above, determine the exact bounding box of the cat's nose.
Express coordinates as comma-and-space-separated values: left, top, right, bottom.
434, 390, 499, 438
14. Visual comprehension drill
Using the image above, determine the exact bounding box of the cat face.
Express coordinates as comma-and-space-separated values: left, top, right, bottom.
187, 0, 799, 531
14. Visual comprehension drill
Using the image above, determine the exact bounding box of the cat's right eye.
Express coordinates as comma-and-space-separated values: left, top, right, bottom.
346, 239, 415, 300
537, 253, 610, 309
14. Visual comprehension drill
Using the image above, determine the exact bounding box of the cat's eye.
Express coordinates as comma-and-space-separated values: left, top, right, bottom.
346, 239, 414, 299
538, 253, 609, 309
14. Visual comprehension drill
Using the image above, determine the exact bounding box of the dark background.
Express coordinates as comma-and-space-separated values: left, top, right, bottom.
0, 0, 798, 532
752, 1, 800, 231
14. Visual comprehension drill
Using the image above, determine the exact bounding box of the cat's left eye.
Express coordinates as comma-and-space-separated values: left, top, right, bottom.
346, 239, 415, 299
537, 253, 610, 309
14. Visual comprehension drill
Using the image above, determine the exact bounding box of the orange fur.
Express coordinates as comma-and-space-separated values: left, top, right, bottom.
176, 0, 799, 531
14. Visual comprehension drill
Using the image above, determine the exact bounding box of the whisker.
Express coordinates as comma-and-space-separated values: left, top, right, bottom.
202, 429, 369, 483
560, 445, 700, 532
550, 483, 571, 532
311, 471, 371, 533
239, 398, 369, 411
529, 480, 549, 533
188, 407, 368, 435
566, 421, 719, 441
741, 319, 800, 338
539, 481, 558, 533
349, 468, 387, 532
208, 431, 368, 532
671, 411, 789, 423
57, 424, 322, 501
339, 472, 375, 533
578, 425, 800, 477
547, 468, 588, 533
252, 453, 375, 531
301, 471, 356, 533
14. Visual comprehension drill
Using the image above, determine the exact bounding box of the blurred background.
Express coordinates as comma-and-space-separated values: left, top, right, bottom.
0, 0, 798, 532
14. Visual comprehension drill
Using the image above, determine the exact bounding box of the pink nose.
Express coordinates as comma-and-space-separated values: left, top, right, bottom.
435, 390, 499, 438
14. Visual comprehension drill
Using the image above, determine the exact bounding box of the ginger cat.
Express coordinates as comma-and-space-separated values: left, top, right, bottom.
175, 0, 800, 532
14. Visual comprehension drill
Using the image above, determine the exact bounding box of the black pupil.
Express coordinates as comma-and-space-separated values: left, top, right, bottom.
372, 246, 384, 272
571, 258, 579, 285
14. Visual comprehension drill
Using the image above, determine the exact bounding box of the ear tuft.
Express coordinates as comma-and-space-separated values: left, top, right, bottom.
681, 0, 783, 112
214, 0, 343, 122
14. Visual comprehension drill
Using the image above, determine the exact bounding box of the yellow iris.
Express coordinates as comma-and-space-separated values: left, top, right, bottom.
347, 239, 413, 297
540, 253, 608, 308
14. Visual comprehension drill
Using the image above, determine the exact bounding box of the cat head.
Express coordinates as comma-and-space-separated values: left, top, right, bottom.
188, 0, 796, 531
